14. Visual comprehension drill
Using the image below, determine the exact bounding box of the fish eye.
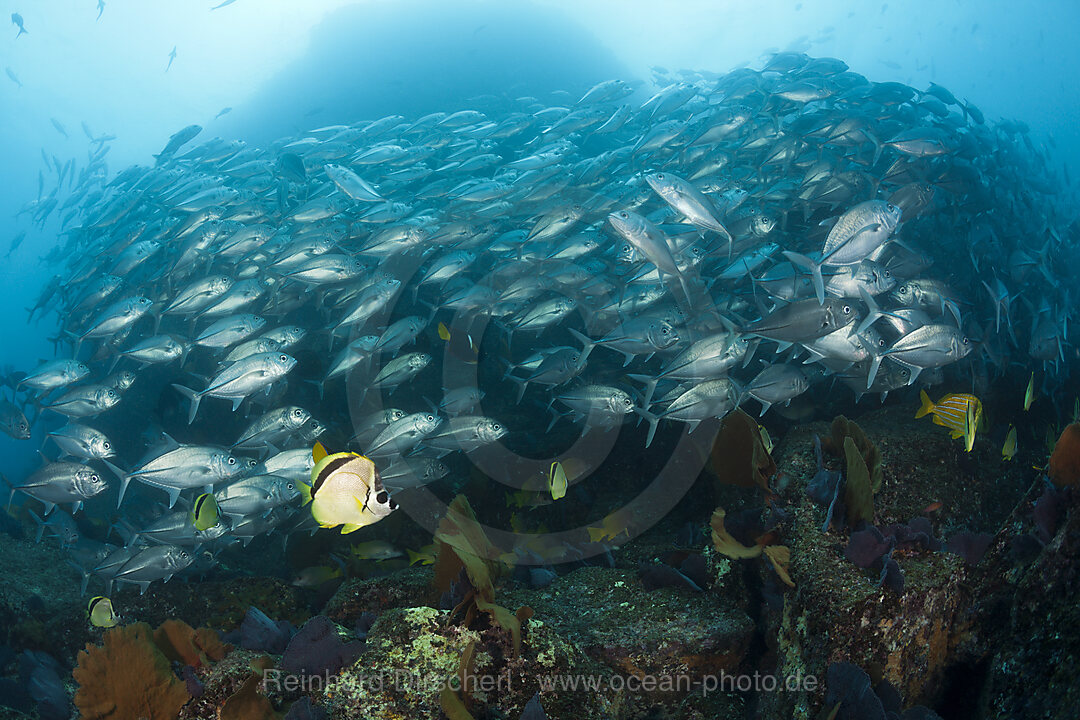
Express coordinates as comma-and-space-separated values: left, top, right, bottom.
656, 173, 664, 179
293, 409, 303, 417
842, 305, 852, 314
91, 474, 99, 482
619, 211, 629, 218
427, 414, 435, 421
887, 203, 897, 211
280, 354, 288, 362
493, 423, 501, 431
878, 338, 886, 347
883, 270, 891, 277
962, 337, 970, 344
661, 327, 670, 334
376, 491, 388, 504
227, 457, 236, 464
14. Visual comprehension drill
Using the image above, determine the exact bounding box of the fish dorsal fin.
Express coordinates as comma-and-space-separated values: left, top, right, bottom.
159, 433, 182, 452
312, 442, 328, 464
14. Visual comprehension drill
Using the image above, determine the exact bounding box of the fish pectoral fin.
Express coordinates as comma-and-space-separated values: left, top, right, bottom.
341, 523, 364, 534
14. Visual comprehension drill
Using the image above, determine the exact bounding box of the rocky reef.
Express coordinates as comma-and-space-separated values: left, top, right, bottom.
1, 407, 1078, 719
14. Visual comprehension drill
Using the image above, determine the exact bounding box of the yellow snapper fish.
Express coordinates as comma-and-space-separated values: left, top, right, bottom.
407, 543, 438, 566
300, 442, 397, 533
349, 540, 404, 561
191, 492, 220, 531
88, 596, 118, 628
587, 507, 633, 543
291, 564, 343, 587
916, 390, 982, 451
1002, 426, 1017, 461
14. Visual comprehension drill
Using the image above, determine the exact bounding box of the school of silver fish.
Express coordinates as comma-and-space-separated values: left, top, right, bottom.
4, 51, 1075, 595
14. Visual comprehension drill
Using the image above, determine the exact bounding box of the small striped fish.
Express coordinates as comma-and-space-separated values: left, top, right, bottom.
916, 390, 982, 451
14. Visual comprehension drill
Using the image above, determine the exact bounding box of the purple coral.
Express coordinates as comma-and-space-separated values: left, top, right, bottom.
944, 532, 993, 566
238, 606, 294, 654
280, 615, 364, 678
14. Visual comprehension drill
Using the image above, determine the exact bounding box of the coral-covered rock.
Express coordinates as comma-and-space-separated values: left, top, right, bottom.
977, 486, 1080, 717
73, 622, 189, 720
117, 576, 308, 631
761, 406, 1026, 718
0, 531, 86, 665
178, 650, 276, 720
504, 566, 753, 714
322, 566, 434, 625
319, 605, 617, 720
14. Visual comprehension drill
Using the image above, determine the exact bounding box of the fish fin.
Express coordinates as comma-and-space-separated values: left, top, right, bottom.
633, 406, 660, 448
230, 397, 244, 412
566, 328, 596, 355
916, 390, 934, 418
40, 500, 55, 516
627, 373, 659, 407
313, 442, 328, 464
27, 509, 44, 543
298, 481, 313, 506
104, 459, 130, 507
782, 250, 825, 305
866, 354, 883, 390
171, 384, 201, 424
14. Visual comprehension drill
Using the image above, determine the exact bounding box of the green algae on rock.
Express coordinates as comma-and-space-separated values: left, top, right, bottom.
319, 606, 614, 720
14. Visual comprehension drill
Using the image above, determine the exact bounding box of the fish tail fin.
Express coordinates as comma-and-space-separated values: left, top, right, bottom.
103, 459, 131, 507
504, 375, 528, 404
633, 406, 660, 448
782, 250, 825, 304
627, 373, 659, 407
566, 328, 595, 356
171, 384, 201, 424
866, 354, 883, 390
916, 389, 934, 419
27, 508, 44, 543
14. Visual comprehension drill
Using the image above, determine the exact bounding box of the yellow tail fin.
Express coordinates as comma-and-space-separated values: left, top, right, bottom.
915, 389, 934, 419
